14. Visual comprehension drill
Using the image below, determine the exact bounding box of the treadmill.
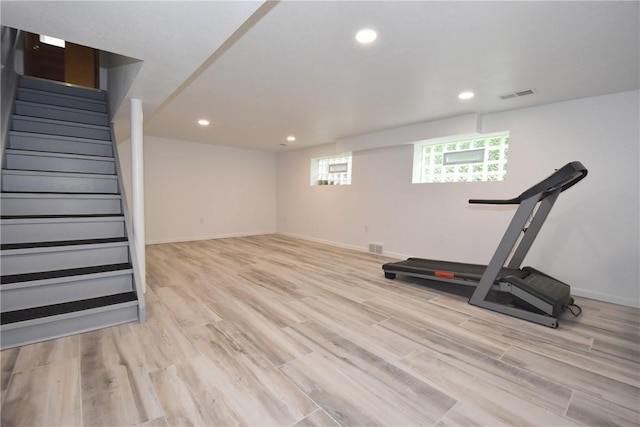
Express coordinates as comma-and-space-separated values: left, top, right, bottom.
382, 161, 587, 328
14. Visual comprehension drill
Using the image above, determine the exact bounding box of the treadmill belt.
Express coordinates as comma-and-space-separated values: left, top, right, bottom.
384, 258, 526, 281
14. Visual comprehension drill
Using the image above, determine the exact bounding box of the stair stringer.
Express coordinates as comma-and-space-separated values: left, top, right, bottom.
109, 123, 146, 322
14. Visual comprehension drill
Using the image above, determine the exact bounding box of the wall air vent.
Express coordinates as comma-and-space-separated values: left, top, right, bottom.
499, 89, 536, 100
369, 243, 383, 254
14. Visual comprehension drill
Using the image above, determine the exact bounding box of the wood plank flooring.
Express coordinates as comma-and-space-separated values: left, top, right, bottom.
2, 234, 639, 426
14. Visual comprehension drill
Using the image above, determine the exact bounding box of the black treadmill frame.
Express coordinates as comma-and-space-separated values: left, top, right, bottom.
382, 161, 588, 328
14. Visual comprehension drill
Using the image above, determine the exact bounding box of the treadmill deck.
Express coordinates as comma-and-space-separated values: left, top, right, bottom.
382, 258, 526, 282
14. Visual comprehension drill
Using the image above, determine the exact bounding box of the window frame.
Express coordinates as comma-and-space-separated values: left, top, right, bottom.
310, 153, 353, 186
412, 131, 510, 184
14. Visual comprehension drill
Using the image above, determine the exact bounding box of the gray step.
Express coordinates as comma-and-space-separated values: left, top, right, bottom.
1, 216, 125, 244
17, 87, 107, 113
1, 266, 134, 312
19, 77, 106, 101
14, 100, 109, 126
5, 149, 116, 175
2, 170, 119, 193
0, 294, 138, 350
1, 241, 130, 275
8, 131, 113, 157
1, 193, 122, 216
12, 115, 111, 140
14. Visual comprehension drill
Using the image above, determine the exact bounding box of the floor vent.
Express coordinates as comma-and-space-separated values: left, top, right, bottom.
499, 89, 535, 100
368, 243, 383, 254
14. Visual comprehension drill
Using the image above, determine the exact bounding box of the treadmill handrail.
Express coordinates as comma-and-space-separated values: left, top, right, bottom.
469, 161, 587, 205
469, 197, 521, 205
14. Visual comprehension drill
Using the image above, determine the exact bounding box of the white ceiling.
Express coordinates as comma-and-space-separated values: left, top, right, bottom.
2, 1, 639, 152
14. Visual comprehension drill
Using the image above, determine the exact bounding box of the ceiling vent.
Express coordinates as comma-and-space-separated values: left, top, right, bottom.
499, 89, 536, 100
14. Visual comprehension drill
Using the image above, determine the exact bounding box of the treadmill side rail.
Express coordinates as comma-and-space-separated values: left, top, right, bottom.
468, 299, 559, 328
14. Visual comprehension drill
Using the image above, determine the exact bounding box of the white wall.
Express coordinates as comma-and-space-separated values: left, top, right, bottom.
277, 91, 640, 307
119, 135, 277, 245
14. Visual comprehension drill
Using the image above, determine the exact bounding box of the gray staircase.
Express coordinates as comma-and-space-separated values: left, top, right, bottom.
1, 76, 145, 349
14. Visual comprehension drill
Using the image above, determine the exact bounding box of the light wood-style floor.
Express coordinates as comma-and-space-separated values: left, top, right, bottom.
1, 234, 639, 426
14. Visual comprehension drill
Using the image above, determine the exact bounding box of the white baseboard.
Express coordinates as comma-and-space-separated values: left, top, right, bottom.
277, 232, 364, 252
571, 288, 640, 309
146, 230, 275, 246
276, 232, 407, 260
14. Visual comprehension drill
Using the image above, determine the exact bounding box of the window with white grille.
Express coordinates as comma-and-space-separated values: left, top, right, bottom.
310, 153, 352, 185
413, 132, 510, 183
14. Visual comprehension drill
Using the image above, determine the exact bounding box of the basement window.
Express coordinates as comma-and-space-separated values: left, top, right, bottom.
311, 153, 352, 185
412, 132, 510, 183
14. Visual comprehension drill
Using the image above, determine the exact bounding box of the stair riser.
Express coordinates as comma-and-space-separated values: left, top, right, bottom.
1, 220, 125, 244
19, 78, 106, 101
9, 133, 113, 157
15, 102, 108, 126
1, 274, 133, 312
1, 245, 129, 276
2, 172, 119, 193
17, 88, 107, 113
0, 302, 138, 350
5, 152, 116, 175
1, 196, 122, 216
12, 117, 111, 140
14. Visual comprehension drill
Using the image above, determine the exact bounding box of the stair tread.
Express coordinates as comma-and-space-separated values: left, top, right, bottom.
1, 213, 123, 219
1, 190, 120, 195
0, 292, 137, 325
18, 84, 106, 104
15, 100, 108, 117
1, 263, 132, 285
1, 192, 121, 198
3, 168, 116, 176
12, 115, 110, 130
18, 76, 105, 102
1, 237, 127, 251
15, 94, 107, 115
9, 130, 112, 145
5, 148, 114, 161
2, 169, 117, 178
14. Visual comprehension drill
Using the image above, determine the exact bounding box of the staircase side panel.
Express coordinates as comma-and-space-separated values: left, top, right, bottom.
110, 124, 146, 323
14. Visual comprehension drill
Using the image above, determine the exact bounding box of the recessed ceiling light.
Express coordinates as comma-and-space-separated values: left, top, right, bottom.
355, 28, 377, 44
458, 91, 475, 100
197, 119, 210, 126
287, 136, 296, 142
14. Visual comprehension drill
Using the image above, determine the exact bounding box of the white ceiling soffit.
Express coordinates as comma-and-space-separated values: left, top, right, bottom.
2, 1, 639, 153
0, 0, 268, 136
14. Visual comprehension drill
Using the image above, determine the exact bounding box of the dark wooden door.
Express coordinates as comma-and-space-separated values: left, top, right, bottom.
24, 32, 99, 89
24, 32, 65, 82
